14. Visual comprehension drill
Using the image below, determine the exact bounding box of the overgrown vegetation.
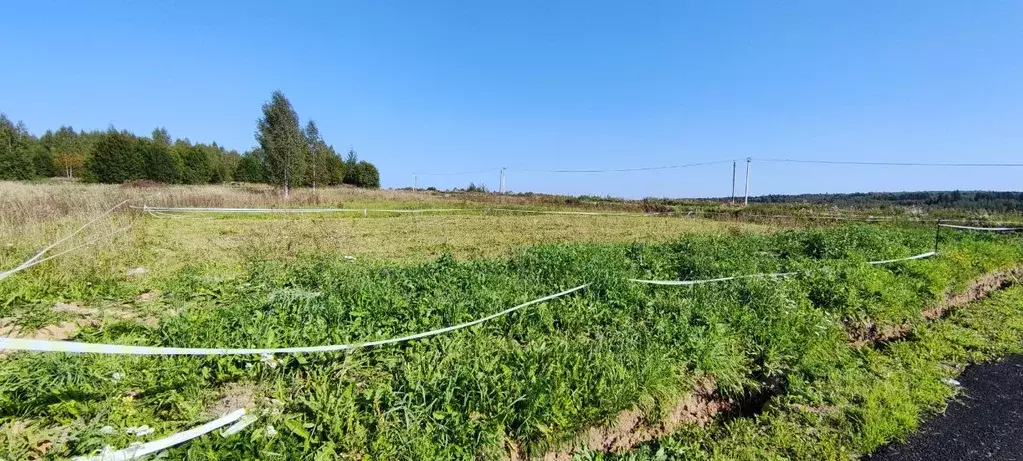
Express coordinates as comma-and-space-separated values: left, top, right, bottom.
0, 92, 380, 189
602, 285, 1023, 460
1, 221, 1020, 460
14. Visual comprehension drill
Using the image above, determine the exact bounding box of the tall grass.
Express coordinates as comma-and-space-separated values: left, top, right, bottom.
0, 224, 1019, 459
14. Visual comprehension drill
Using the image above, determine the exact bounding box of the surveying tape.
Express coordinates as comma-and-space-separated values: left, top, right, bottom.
938, 223, 1023, 232
136, 205, 468, 214
866, 250, 936, 265
73, 409, 247, 461
629, 272, 798, 286
630, 251, 936, 286
1, 201, 131, 282
487, 208, 652, 217
0, 284, 588, 356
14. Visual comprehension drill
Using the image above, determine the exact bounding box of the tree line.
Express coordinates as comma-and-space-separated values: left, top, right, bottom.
0, 91, 379, 191
745, 191, 1023, 212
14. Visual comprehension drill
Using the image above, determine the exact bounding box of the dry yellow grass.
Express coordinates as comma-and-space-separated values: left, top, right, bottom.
0, 180, 771, 283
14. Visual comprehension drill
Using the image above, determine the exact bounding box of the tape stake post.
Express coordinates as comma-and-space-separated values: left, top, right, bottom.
0, 284, 589, 356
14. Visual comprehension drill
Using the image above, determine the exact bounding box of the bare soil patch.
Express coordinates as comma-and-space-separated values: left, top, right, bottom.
513, 379, 728, 461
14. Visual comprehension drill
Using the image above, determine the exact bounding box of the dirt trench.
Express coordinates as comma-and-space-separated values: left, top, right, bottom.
513, 265, 1023, 461
849, 265, 1023, 347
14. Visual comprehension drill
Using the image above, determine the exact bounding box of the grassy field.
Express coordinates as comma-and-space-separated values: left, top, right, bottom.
1, 181, 1022, 460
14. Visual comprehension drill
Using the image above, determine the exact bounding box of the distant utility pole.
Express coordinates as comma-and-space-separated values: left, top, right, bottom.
743, 157, 751, 206
499, 167, 506, 194
413, 174, 417, 192
728, 162, 736, 205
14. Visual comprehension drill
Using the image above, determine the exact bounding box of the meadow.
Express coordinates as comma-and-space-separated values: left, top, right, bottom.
1, 182, 1022, 460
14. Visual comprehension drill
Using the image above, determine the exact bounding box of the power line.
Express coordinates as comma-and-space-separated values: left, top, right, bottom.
516, 159, 738, 173
412, 156, 1023, 179
415, 168, 502, 176
757, 158, 1023, 167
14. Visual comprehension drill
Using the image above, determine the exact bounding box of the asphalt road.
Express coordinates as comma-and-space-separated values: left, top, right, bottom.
871, 354, 1023, 461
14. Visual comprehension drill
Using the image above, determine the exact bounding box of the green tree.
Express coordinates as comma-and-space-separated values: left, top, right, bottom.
30, 140, 54, 177
152, 127, 171, 146
324, 150, 346, 185
256, 91, 305, 197
342, 147, 359, 186
140, 134, 179, 183
179, 143, 215, 184
85, 128, 142, 183
304, 120, 324, 189
0, 115, 35, 180
235, 148, 268, 183
46, 126, 86, 178
211, 147, 241, 183
348, 160, 380, 188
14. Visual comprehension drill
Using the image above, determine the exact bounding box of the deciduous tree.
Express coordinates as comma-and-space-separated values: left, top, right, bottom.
256, 91, 305, 197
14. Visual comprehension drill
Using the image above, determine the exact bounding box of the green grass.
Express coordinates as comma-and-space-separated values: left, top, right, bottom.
0, 224, 1021, 460
600, 284, 1023, 461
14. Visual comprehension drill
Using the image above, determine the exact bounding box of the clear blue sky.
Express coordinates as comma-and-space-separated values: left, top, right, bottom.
2, 1, 1021, 198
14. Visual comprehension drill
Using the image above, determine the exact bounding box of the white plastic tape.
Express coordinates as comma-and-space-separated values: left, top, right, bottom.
487, 208, 648, 217
137, 206, 466, 214
220, 413, 259, 437
629, 272, 798, 286
867, 251, 936, 265
73, 409, 247, 461
938, 223, 1023, 232
0, 284, 588, 355
1, 201, 130, 282
632, 251, 936, 285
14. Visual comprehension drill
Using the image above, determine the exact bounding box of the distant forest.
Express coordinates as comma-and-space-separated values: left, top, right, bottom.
740, 191, 1023, 212
0, 92, 379, 189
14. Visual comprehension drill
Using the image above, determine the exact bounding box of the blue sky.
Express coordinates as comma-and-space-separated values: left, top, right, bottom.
1, 1, 1021, 198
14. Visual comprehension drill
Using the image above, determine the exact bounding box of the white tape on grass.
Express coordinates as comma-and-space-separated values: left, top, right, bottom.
138, 206, 654, 219
867, 251, 936, 265
938, 224, 1023, 232
629, 271, 798, 286
137, 206, 466, 214
0, 284, 589, 355
0, 201, 130, 282
631, 251, 936, 286
487, 208, 651, 217
73, 409, 247, 461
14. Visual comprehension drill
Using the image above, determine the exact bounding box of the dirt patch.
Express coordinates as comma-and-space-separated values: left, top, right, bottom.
1, 302, 161, 350
0, 317, 96, 342
136, 289, 161, 302
513, 379, 729, 461
53, 302, 98, 316
55, 301, 160, 328
849, 265, 1023, 347
206, 382, 259, 419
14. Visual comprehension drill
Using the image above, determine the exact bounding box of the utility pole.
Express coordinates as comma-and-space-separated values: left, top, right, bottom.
743, 157, 751, 207
728, 162, 736, 205
413, 174, 417, 193
499, 167, 506, 194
